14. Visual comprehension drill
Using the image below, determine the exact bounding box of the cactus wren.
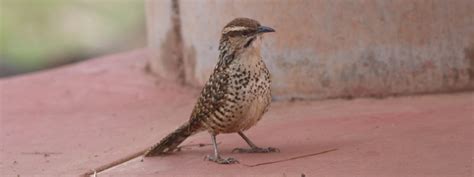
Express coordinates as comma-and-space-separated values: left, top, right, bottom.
144, 18, 277, 164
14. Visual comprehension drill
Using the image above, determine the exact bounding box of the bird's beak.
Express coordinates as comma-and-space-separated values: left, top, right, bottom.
257, 26, 275, 33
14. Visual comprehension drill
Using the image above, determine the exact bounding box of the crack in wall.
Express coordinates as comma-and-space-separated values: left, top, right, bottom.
146, 0, 186, 84
170, 0, 185, 84
168, 0, 185, 84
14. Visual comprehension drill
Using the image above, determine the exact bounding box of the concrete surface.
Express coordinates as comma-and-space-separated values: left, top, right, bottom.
147, 0, 474, 100
0, 49, 198, 176
99, 93, 473, 177
1, 49, 472, 176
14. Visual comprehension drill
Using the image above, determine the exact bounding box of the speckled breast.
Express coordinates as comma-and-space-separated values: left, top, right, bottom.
215, 58, 272, 133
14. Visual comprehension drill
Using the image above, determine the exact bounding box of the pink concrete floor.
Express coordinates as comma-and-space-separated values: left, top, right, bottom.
0, 49, 472, 177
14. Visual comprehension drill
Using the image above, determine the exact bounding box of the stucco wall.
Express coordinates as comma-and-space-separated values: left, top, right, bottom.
147, 0, 474, 100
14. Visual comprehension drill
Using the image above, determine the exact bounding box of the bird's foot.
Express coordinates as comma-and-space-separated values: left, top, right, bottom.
205, 155, 239, 164
232, 146, 280, 153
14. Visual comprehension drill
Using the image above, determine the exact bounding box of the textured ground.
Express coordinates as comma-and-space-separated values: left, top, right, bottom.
0, 49, 472, 177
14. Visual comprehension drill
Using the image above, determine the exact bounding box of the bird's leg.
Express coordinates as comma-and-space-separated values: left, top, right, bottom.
205, 134, 239, 164
232, 131, 279, 153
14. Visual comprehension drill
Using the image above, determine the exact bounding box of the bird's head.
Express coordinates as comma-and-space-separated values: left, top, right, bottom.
220, 18, 275, 49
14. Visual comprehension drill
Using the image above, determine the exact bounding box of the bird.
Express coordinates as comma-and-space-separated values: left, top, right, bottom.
144, 17, 277, 164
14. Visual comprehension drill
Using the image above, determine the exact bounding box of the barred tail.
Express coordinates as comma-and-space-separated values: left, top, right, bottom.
144, 121, 200, 157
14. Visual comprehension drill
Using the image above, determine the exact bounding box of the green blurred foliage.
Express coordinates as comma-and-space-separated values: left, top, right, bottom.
0, 0, 145, 77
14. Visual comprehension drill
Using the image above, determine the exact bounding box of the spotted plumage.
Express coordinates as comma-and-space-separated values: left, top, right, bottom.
144, 18, 277, 164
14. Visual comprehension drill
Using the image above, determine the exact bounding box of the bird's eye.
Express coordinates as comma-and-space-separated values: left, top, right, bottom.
241, 30, 251, 36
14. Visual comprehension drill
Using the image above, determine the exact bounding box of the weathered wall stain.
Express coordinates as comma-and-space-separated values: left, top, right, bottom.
183, 45, 198, 87
147, 0, 184, 83
465, 45, 474, 83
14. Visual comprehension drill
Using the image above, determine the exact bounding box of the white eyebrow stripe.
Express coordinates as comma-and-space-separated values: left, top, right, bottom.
222, 26, 249, 34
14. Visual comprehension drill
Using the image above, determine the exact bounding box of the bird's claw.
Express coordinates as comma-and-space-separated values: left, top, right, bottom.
204, 155, 239, 164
